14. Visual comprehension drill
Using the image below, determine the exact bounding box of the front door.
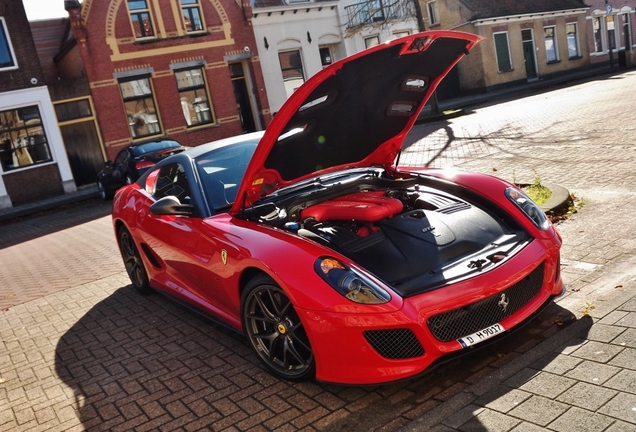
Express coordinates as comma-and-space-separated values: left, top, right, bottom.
229, 62, 258, 133
54, 98, 105, 187
521, 29, 538, 81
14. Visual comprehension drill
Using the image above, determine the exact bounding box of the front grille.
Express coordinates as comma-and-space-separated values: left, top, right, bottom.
363, 328, 425, 359
427, 263, 545, 342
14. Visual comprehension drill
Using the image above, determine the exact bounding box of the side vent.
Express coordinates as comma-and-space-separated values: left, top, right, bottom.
140, 243, 162, 269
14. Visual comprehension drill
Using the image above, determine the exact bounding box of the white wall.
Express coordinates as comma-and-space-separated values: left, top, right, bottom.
0, 86, 76, 208
252, 2, 343, 113
252, 0, 420, 113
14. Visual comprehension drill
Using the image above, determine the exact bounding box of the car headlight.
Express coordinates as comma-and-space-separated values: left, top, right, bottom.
315, 257, 390, 304
505, 187, 550, 230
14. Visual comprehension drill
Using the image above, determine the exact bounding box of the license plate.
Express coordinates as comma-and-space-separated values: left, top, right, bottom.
457, 323, 505, 348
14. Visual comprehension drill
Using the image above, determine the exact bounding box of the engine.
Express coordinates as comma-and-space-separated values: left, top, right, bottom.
295, 187, 528, 296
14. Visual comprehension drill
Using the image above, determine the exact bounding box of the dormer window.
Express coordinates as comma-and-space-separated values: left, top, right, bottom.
127, 0, 155, 39
0, 17, 17, 70
181, 0, 205, 33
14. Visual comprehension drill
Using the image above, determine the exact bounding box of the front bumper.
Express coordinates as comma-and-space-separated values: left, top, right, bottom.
297, 239, 563, 385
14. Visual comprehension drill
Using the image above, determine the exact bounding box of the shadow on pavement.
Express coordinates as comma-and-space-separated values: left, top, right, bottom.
54, 284, 583, 431
452, 313, 594, 431
0, 199, 112, 249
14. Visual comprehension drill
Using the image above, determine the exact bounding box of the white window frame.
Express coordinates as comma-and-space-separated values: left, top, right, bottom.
364, 36, 380, 49
544, 26, 559, 63
392, 30, 410, 40
566, 22, 581, 59
622, 12, 631, 50
593, 15, 605, 53
279, 50, 306, 99
0, 17, 18, 71
427, 1, 440, 26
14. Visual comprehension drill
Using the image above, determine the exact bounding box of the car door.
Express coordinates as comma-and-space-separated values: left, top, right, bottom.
138, 162, 228, 315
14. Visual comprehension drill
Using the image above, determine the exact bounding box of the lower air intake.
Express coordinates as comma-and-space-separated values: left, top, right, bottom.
363, 328, 425, 359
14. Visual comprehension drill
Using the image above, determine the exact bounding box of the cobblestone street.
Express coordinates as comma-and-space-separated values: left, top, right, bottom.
2, 69, 636, 431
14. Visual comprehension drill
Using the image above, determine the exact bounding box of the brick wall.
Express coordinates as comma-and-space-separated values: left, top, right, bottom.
0, 0, 45, 93
3, 164, 64, 206
65, 0, 271, 160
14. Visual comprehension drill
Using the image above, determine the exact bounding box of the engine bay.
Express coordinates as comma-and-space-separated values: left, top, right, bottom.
247, 172, 530, 296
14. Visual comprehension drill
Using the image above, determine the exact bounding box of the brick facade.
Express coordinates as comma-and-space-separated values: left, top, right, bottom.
584, 0, 636, 66
0, 1, 44, 93
63, 0, 271, 161
0, 0, 75, 209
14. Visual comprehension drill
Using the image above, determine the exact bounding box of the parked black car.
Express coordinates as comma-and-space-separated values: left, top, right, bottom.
97, 139, 186, 200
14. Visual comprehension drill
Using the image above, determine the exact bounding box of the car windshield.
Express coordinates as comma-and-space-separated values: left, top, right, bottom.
195, 140, 259, 210
131, 140, 181, 157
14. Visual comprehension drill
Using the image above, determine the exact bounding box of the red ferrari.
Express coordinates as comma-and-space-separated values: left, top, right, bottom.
112, 31, 564, 385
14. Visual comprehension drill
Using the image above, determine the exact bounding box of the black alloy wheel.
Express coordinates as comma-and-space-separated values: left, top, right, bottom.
242, 275, 315, 381
118, 225, 151, 294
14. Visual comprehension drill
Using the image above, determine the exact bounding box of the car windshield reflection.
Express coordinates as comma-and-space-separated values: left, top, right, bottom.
195, 140, 258, 210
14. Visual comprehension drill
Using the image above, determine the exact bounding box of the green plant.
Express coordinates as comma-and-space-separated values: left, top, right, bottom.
523, 170, 551, 206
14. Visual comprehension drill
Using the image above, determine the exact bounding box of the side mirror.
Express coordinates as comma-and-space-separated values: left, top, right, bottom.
150, 196, 194, 216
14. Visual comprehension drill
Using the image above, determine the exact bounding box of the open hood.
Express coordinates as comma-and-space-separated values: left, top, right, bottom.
231, 30, 483, 213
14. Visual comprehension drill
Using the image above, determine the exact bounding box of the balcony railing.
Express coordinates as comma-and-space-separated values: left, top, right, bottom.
344, 0, 415, 29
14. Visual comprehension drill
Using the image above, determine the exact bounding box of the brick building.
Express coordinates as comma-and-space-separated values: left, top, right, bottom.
420, 0, 592, 93
58, 0, 271, 164
0, 0, 75, 209
585, 0, 635, 67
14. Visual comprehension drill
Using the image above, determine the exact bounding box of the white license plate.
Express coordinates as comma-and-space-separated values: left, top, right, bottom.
457, 323, 505, 348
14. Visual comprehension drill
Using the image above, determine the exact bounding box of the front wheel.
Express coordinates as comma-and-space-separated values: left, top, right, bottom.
118, 225, 151, 294
97, 180, 113, 200
241, 275, 315, 381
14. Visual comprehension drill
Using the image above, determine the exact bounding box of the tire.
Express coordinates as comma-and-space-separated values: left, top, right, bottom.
125, 174, 134, 185
118, 225, 151, 294
97, 180, 113, 200
241, 275, 315, 381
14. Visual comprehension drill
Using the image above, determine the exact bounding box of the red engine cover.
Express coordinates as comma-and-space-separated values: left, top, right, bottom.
301, 192, 403, 222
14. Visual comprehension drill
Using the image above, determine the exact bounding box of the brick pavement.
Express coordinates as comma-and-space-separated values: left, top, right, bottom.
0, 199, 119, 310
2, 69, 636, 431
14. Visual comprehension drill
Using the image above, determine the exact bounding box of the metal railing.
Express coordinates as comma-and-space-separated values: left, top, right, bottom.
344, 0, 415, 29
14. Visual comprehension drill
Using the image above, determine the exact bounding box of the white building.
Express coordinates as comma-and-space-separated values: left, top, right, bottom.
251, 0, 419, 113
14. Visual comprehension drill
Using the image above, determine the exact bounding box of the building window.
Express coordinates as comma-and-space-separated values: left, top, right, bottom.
593, 16, 604, 53
392, 31, 410, 40
119, 76, 161, 139
566, 23, 580, 58
319, 47, 333, 67
364, 36, 380, 48
127, 0, 155, 39
623, 13, 631, 50
0, 17, 17, 70
493, 32, 512, 72
279, 50, 305, 99
54, 99, 93, 122
180, 0, 204, 33
175, 67, 214, 127
544, 26, 559, 63
427, 1, 440, 25
0, 106, 52, 171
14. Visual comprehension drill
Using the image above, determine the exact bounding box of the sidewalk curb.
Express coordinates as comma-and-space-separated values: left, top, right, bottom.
398, 286, 636, 431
